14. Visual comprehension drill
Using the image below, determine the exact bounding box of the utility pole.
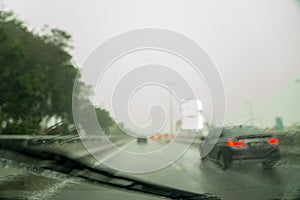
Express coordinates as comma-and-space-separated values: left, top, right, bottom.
166, 81, 175, 134
246, 101, 254, 126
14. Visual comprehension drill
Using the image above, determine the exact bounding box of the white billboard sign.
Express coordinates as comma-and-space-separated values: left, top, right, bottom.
181, 99, 204, 130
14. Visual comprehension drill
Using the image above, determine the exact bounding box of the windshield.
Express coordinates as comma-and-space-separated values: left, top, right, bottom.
1, 1, 300, 200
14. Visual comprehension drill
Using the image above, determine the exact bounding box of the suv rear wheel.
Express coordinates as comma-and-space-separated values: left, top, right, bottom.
262, 161, 275, 169
218, 152, 229, 170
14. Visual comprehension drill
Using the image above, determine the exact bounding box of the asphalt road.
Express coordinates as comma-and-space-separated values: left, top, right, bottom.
111, 140, 300, 200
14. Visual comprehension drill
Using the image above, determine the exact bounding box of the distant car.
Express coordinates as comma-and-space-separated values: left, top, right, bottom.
200, 126, 280, 170
137, 137, 147, 144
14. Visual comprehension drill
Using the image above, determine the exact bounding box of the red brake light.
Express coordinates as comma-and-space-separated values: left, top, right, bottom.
227, 138, 245, 147
269, 138, 279, 145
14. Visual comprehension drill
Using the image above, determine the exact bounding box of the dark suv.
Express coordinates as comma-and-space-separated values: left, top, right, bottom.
200, 126, 280, 170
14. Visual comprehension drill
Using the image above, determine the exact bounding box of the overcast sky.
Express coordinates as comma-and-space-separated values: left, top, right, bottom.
2, 0, 300, 129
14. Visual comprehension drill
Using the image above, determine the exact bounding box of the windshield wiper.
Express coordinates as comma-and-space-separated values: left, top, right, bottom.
0, 144, 219, 200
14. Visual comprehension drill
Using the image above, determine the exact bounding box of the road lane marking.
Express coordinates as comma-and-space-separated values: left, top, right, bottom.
93, 140, 136, 166
172, 162, 182, 171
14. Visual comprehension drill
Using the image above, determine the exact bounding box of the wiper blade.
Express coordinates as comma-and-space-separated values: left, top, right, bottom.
0, 145, 219, 200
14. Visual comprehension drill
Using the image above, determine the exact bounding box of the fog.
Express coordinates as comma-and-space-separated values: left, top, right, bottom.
3, 0, 300, 129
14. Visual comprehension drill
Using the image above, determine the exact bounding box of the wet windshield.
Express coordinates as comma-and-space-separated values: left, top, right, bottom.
1, 1, 300, 200
224, 126, 263, 136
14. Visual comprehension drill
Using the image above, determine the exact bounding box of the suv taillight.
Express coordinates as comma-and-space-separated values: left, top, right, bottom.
269, 138, 279, 145
227, 138, 245, 147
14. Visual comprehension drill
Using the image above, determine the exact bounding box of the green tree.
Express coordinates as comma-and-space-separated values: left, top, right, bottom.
0, 10, 116, 135
0, 11, 77, 134
95, 106, 115, 135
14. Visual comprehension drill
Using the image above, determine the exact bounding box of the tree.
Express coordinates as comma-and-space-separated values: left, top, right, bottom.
95, 106, 115, 135
0, 10, 116, 135
0, 10, 78, 135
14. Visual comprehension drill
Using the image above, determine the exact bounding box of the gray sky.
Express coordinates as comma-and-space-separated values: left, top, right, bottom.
2, 0, 300, 128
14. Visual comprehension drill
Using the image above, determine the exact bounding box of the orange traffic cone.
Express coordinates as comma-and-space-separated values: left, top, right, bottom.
152, 134, 158, 140
159, 134, 164, 140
